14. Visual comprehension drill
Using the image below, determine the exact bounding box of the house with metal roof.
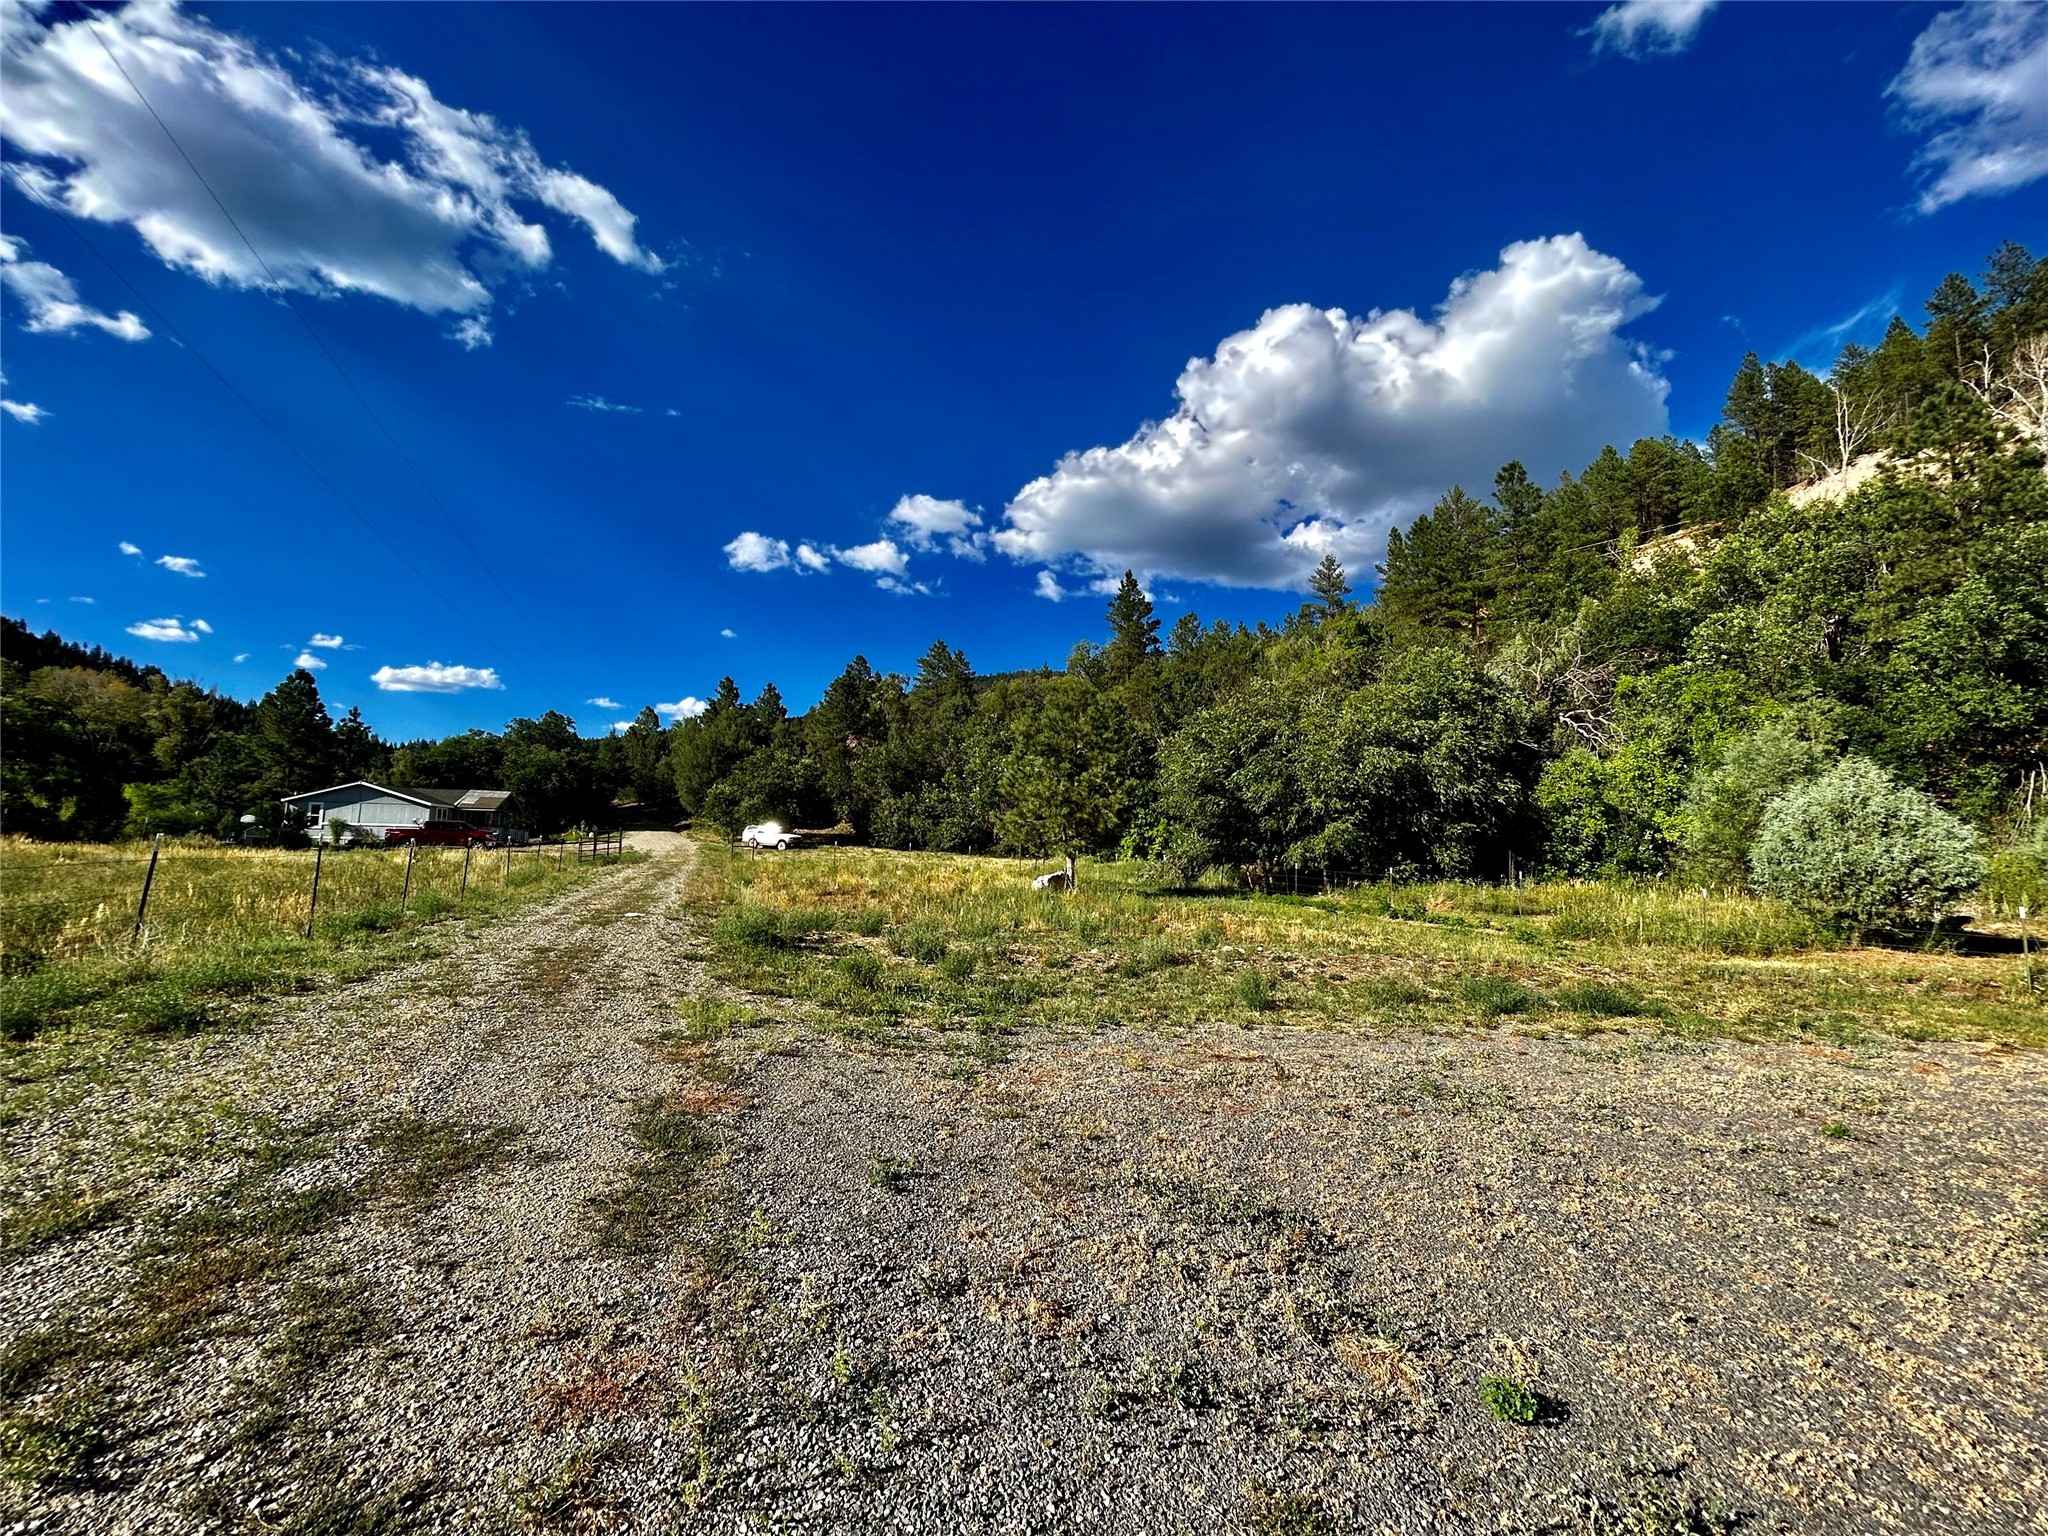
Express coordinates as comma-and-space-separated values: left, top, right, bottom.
280, 780, 514, 843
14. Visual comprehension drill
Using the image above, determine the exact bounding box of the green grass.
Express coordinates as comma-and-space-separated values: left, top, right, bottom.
0, 836, 640, 1042
686, 839, 2045, 1047
588, 1095, 723, 1253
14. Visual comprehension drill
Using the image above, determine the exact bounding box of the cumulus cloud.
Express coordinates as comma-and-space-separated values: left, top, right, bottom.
886, 494, 985, 558
126, 616, 206, 642
1585, 0, 1718, 58
0, 236, 150, 340
119, 541, 142, 556
450, 315, 492, 350
1034, 571, 1069, 602
293, 649, 326, 669
973, 234, 1667, 593
1, 397, 48, 423
1890, 3, 2048, 211
830, 538, 909, 577
657, 697, 708, 719
586, 695, 621, 709
371, 660, 505, 693
719, 628, 736, 639
156, 554, 205, 577
307, 632, 345, 649
233, 652, 249, 662
725, 531, 791, 572
568, 393, 641, 413
0, 2, 661, 342
794, 543, 830, 573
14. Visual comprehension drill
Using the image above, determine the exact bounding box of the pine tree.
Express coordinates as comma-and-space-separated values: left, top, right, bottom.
1308, 554, 1352, 615
1924, 272, 1987, 381
1102, 570, 1160, 679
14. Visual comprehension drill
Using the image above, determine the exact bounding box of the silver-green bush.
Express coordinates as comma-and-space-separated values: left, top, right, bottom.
1749, 758, 1983, 938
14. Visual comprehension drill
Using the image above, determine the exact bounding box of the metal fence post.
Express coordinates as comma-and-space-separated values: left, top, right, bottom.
306, 840, 325, 939
132, 834, 163, 946
401, 841, 417, 915
460, 843, 473, 904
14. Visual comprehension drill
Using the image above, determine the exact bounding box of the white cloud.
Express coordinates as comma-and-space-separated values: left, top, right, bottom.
725, 531, 791, 573
156, 554, 205, 577
1034, 570, 1069, 602
980, 234, 1668, 592
450, 315, 492, 350
609, 719, 635, 735
1, 397, 48, 422
657, 697, 708, 719
0, 236, 150, 340
587, 695, 621, 709
126, 616, 205, 642
307, 633, 345, 649
69, 595, 93, 604
831, 538, 909, 576
886, 494, 985, 558
233, 652, 249, 662
1890, 3, 2048, 211
568, 393, 641, 413
119, 540, 142, 556
875, 575, 932, 597
794, 542, 830, 572
293, 649, 326, 669
0, 3, 660, 343
719, 627, 736, 639
1585, 0, 1718, 58
371, 660, 505, 693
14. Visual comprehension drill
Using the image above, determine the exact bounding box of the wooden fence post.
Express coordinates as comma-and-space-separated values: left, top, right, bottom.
132, 834, 163, 946
401, 842, 417, 915
306, 840, 325, 939
460, 843, 473, 904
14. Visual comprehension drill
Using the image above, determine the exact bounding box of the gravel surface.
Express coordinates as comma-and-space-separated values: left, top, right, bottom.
5, 840, 2045, 1535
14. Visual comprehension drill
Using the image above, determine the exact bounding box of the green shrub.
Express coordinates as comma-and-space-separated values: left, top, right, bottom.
1682, 718, 1832, 884
1358, 976, 1429, 1008
1478, 1375, 1538, 1425
1750, 759, 1985, 938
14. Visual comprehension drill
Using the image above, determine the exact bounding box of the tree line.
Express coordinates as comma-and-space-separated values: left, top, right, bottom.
4, 243, 2044, 904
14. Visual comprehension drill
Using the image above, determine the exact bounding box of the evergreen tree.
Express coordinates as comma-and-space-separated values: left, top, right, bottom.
1102, 570, 1161, 680
1307, 554, 1352, 615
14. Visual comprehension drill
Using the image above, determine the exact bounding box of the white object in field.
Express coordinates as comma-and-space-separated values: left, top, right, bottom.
1032, 869, 1073, 891
741, 821, 800, 851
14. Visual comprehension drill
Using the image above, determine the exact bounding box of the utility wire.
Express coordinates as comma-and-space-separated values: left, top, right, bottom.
13, 178, 545, 692
84, 15, 560, 682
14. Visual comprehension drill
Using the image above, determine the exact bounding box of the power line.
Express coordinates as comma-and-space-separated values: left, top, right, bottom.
83, 15, 559, 680
12, 178, 544, 692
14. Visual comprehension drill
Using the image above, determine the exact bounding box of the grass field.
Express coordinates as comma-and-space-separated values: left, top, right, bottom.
691, 841, 2047, 1051
0, 836, 638, 1044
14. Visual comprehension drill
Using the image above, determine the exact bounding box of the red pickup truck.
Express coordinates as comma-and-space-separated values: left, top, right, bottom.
384, 819, 495, 848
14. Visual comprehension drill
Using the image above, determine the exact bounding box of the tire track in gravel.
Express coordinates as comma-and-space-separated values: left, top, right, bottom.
20, 841, 720, 1533
281, 842, 713, 1530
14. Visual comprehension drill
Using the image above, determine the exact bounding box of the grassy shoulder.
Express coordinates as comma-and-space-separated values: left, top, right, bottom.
1, 838, 645, 1045
688, 839, 2045, 1049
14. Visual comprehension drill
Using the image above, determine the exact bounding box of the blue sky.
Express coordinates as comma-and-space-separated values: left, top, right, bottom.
3, 0, 2043, 738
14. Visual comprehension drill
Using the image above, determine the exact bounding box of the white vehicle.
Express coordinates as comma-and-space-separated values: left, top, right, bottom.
741, 821, 802, 851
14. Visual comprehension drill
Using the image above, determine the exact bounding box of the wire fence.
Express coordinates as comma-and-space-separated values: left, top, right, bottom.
1, 833, 631, 967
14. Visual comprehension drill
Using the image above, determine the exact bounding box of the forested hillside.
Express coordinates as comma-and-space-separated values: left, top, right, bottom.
5, 243, 2045, 889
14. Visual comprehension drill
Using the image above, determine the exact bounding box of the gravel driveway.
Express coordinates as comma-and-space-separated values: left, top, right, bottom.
5, 841, 2045, 1535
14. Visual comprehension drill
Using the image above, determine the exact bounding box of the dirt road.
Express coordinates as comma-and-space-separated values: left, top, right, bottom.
5, 839, 2045, 1535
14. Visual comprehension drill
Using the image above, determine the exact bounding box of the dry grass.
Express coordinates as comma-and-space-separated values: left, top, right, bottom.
690, 841, 2046, 1049
0, 836, 639, 1041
